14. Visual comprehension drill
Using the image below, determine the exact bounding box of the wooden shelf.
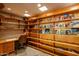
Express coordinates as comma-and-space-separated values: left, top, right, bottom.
28, 41, 55, 55
28, 41, 79, 56
28, 37, 54, 46
23, 27, 79, 30
27, 18, 79, 25
5, 17, 24, 22
26, 18, 79, 26
28, 33, 54, 40
54, 27, 71, 30
55, 41, 79, 53
26, 19, 71, 25
0, 16, 26, 32
0, 28, 25, 30
26, 4, 79, 56
54, 47, 79, 56
28, 36, 79, 53
28, 45, 58, 56
30, 28, 42, 30
1, 22, 18, 25
30, 28, 53, 30
29, 27, 73, 30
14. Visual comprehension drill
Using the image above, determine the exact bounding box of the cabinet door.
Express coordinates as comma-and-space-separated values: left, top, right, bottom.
5, 41, 15, 54
0, 44, 4, 55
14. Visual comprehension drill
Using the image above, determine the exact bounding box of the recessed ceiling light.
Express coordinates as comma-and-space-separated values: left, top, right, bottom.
7, 8, 11, 11
39, 6, 48, 12
37, 4, 41, 7
25, 11, 28, 13
24, 14, 30, 17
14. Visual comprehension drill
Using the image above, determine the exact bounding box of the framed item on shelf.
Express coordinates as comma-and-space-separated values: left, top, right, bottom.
71, 28, 79, 35
56, 29, 61, 34
59, 23, 65, 28
70, 20, 79, 28
50, 29, 53, 34
55, 23, 65, 28
45, 29, 50, 34
65, 29, 72, 35
63, 14, 69, 20
55, 23, 58, 28
45, 24, 50, 28
43, 24, 46, 28
42, 29, 45, 34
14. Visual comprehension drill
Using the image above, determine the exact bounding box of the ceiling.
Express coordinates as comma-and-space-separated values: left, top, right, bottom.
3, 3, 75, 17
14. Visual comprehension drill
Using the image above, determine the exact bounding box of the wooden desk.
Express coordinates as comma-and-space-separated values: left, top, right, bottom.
0, 38, 18, 55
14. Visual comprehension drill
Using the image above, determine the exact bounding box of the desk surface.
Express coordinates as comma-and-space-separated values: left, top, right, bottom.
0, 38, 18, 44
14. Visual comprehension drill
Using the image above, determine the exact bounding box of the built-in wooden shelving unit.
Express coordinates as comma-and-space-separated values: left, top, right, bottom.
25, 4, 79, 56
0, 11, 27, 39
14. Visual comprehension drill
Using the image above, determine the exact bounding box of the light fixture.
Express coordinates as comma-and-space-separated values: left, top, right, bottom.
24, 14, 30, 17
25, 11, 28, 13
39, 6, 48, 12
70, 6, 78, 10
37, 4, 41, 7
7, 8, 11, 11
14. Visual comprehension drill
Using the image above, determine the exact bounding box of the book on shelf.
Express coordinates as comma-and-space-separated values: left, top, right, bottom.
39, 24, 54, 28
30, 12, 79, 35
52, 13, 79, 21
40, 17, 52, 23
71, 28, 79, 35
56, 29, 64, 35
38, 29, 51, 34
45, 29, 50, 34
65, 29, 72, 35
55, 27, 79, 35
70, 20, 79, 28
55, 23, 65, 28
55, 29, 72, 35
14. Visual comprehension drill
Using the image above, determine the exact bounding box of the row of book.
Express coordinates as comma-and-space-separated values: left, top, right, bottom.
34, 20, 79, 28
55, 28, 79, 35
40, 13, 79, 23
31, 28, 79, 35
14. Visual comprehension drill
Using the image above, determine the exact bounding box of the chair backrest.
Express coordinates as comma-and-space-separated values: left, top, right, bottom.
18, 35, 27, 44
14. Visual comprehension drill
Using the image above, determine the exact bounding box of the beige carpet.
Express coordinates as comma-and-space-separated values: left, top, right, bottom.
13, 46, 51, 56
